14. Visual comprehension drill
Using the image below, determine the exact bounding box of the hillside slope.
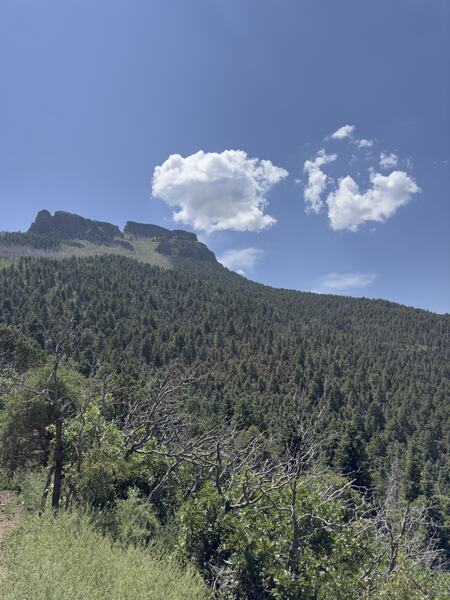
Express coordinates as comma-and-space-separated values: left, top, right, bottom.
0, 210, 216, 268
1, 252, 448, 500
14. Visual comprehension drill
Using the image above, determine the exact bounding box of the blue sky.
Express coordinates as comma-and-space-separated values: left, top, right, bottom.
1, 0, 449, 313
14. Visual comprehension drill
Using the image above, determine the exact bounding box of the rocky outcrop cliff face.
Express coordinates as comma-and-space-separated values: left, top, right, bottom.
29, 210, 123, 243
25, 211, 217, 263
125, 220, 216, 262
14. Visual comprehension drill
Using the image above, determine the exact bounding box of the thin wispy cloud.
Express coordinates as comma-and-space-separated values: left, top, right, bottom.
314, 272, 377, 293
152, 150, 288, 233
329, 124, 355, 140
356, 138, 374, 149
218, 247, 263, 276
328, 124, 373, 148
379, 152, 398, 169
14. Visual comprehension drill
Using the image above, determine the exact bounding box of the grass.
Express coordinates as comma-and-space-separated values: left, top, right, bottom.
61, 236, 172, 268
0, 236, 173, 269
2, 510, 209, 600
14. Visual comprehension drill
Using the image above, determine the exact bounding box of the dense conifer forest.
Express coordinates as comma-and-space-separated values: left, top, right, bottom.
0, 219, 449, 598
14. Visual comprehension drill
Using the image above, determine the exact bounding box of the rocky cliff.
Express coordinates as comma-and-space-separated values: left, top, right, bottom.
29, 210, 123, 243
22, 211, 217, 263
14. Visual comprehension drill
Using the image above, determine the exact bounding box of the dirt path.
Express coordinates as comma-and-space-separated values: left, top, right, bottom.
0, 490, 20, 585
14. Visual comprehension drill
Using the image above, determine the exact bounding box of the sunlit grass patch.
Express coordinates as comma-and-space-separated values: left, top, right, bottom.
3, 510, 209, 600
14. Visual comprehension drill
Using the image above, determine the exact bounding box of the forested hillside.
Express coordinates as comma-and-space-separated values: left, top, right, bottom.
1, 226, 449, 598
1, 254, 448, 492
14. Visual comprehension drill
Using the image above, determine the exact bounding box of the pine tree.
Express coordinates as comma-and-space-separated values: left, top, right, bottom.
402, 440, 422, 502
334, 423, 372, 489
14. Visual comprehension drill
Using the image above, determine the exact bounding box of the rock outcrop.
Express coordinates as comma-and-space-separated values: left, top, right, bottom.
125, 220, 216, 262
29, 210, 123, 243
26, 212, 217, 263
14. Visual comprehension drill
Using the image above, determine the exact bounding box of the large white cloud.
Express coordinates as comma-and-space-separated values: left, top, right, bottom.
303, 149, 337, 213
329, 124, 355, 140
327, 170, 420, 231
218, 247, 263, 276
152, 150, 288, 233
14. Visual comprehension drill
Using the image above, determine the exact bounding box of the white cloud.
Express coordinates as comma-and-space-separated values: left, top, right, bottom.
327, 170, 420, 231
315, 272, 377, 292
329, 124, 355, 140
357, 138, 374, 149
379, 152, 398, 169
218, 247, 263, 276
152, 150, 288, 233
303, 149, 337, 213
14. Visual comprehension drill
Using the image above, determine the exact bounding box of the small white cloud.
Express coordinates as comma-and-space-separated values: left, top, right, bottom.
357, 138, 374, 149
379, 152, 398, 169
152, 150, 288, 233
303, 149, 337, 213
327, 170, 420, 231
218, 247, 263, 275
329, 124, 355, 140
315, 272, 377, 292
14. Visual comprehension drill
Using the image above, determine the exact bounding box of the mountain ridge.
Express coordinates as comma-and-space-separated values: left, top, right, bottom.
0, 210, 217, 265
1, 210, 448, 314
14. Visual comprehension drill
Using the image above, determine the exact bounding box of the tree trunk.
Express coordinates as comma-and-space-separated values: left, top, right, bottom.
288, 517, 301, 576
288, 484, 301, 577
39, 465, 54, 514
51, 416, 63, 510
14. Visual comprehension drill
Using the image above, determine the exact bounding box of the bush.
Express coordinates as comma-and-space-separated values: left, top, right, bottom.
363, 566, 450, 600
110, 487, 160, 547
11, 468, 47, 512
3, 509, 209, 600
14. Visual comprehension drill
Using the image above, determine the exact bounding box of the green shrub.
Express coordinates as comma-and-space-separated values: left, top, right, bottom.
11, 468, 47, 512
3, 510, 209, 600
111, 487, 160, 547
363, 566, 450, 600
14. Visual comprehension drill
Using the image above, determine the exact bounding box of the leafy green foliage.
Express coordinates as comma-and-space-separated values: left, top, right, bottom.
0, 364, 82, 472
0, 254, 448, 501
362, 566, 450, 600
0, 247, 449, 597
177, 477, 449, 599
0, 324, 43, 371
106, 487, 160, 547
10, 469, 48, 512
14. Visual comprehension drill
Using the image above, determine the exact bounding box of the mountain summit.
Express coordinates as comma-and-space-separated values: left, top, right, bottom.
1, 210, 217, 265
29, 210, 124, 243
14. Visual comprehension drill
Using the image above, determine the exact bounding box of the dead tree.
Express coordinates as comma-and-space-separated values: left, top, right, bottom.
359, 456, 444, 588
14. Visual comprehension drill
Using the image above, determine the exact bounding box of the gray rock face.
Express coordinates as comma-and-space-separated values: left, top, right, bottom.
29, 210, 123, 243
124, 221, 198, 242
125, 220, 216, 262
124, 222, 172, 238
155, 238, 216, 263
27, 212, 217, 263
